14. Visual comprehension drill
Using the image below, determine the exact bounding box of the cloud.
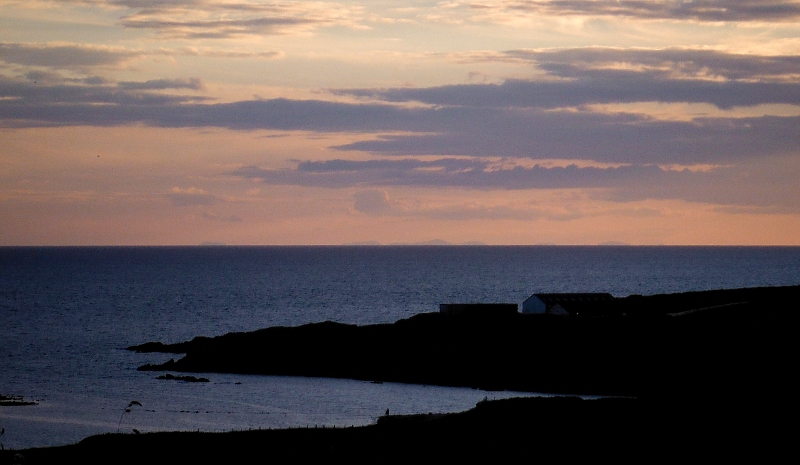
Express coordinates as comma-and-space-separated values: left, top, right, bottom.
345, 75, 800, 109
0, 42, 283, 78
177, 48, 284, 59
604, 157, 800, 212
166, 187, 219, 206
118, 78, 204, 90
4, 75, 800, 164
332, 113, 800, 165
295, 158, 664, 189
0, 42, 142, 70
506, 48, 800, 82
3, 46, 800, 166
490, 0, 800, 23
342, 48, 800, 109
0, 90, 420, 129
0, 72, 210, 111
20, 70, 112, 86
414, 202, 590, 222
18, 0, 800, 25
233, 157, 800, 212
115, 1, 365, 39
353, 189, 395, 215
237, 158, 672, 189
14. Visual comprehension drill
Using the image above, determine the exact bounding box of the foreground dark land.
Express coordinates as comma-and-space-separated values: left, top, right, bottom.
3, 285, 796, 463
2, 396, 790, 464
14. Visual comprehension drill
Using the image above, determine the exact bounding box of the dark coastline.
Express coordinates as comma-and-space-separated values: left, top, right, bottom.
3, 285, 796, 463
131, 285, 798, 399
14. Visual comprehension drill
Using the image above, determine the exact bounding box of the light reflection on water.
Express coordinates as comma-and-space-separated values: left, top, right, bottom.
1, 372, 543, 449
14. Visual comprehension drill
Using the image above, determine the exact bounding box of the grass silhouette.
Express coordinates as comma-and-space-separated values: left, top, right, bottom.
117, 401, 142, 433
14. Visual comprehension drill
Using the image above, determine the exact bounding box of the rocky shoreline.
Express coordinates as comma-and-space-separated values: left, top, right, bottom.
155, 374, 210, 383
0, 395, 37, 407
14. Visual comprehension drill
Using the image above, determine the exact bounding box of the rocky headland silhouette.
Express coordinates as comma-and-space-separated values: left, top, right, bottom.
130, 285, 797, 400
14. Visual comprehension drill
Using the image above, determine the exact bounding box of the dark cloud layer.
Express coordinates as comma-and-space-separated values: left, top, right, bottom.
235, 156, 695, 193
47, 0, 800, 25
258, 157, 667, 189
3, 75, 800, 164
118, 78, 204, 90
112, 0, 355, 39
0, 79, 420, 130
333, 114, 800, 165
119, 15, 321, 39
0, 41, 282, 74
344, 48, 800, 109
502, 0, 800, 22
0, 74, 209, 109
3, 46, 800, 187
508, 48, 800, 82
234, 158, 800, 212
345, 76, 800, 109
0, 43, 140, 70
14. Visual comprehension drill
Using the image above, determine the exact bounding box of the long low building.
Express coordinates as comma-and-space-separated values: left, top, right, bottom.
522, 293, 617, 316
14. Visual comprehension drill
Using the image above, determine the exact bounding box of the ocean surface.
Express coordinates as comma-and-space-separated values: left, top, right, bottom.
2, 246, 800, 449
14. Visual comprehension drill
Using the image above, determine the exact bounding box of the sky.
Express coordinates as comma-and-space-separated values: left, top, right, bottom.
2, 1, 800, 245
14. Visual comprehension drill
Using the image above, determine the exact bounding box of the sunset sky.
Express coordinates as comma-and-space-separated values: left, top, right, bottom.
2, 1, 800, 245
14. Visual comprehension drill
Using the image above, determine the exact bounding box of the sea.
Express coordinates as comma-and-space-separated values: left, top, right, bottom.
2, 246, 799, 449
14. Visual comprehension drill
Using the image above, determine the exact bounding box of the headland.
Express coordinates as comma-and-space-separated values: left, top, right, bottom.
130, 285, 798, 399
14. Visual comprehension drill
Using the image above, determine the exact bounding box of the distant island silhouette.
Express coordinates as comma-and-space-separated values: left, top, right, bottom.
342, 240, 488, 246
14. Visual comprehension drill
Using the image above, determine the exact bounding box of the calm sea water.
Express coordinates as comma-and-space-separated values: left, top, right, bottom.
2, 246, 799, 449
